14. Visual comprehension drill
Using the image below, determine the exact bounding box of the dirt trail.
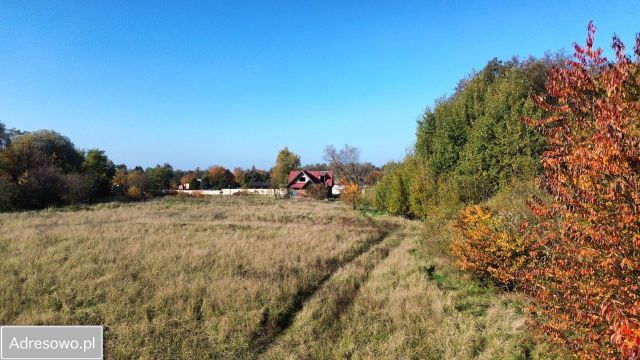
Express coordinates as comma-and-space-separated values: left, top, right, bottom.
255, 217, 410, 357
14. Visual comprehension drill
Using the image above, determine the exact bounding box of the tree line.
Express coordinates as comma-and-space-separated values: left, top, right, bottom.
374, 54, 558, 218
373, 23, 639, 358
0, 128, 117, 209
0, 123, 380, 209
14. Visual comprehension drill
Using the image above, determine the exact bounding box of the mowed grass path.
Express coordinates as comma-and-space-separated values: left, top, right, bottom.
1, 197, 559, 359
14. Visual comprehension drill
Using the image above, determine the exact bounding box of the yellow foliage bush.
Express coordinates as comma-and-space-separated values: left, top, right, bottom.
451, 205, 528, 289
339, 179, 361, 210
126, 185, 143, 201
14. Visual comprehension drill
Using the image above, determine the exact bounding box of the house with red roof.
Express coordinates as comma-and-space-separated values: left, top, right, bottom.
287, 170, 334, 194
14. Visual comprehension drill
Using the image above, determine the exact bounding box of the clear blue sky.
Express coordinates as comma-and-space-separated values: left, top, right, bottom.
1, 1, 639, 170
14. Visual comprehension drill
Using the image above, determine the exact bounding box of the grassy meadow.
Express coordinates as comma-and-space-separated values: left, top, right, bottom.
1, 196, 559, 359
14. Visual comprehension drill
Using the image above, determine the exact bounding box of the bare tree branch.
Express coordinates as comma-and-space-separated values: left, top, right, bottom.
323, 144, 363, 185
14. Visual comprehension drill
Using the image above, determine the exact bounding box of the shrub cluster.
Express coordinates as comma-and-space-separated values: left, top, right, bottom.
452, 24, 640, 358
305, 183, 330, 200
338, 178, 361, 210
451, 205, 528, 290
375, 156, 437, 218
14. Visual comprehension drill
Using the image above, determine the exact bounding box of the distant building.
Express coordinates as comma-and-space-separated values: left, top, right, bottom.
287, 170, 334, 196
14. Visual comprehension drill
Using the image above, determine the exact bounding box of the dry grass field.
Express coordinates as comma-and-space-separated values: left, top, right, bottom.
0, 196, 559, 359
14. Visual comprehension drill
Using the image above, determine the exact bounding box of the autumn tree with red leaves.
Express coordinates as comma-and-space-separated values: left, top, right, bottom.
522, 22, 640, 358
206, 165, 237, 190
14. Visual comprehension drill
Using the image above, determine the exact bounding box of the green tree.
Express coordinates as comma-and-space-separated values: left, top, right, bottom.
0, 122, 9, 150
377, 57, 553, 216
386, 170, 409, 216
405, 156, 437, 218
146, 163, 175, 194
455, 67, 544, 203
270, 147, 301, 188
244, 166, 269, 188
375, 157, 434, 218
6, 130, 85, 208
8, 130, 84, 174
375, 163, 409, 216
82, 149, 116, 197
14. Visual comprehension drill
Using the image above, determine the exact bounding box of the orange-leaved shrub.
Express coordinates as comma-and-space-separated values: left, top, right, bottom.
520, 22, 640, 358
452, 205, 529, 290
339, 178, 361, 210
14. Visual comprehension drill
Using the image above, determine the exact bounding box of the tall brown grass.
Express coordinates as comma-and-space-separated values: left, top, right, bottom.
0, 196, 560, 359
0, 196, 382, 359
